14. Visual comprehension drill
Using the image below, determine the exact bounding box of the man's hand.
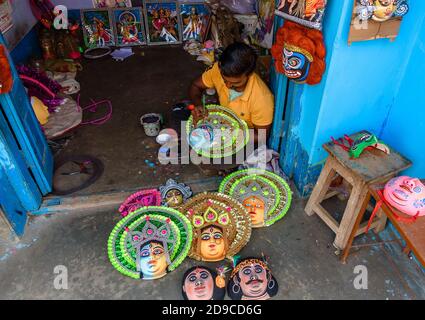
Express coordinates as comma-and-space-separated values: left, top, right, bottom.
191, 105, 209, 126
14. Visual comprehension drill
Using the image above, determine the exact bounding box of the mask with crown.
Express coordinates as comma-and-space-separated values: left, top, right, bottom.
108, 206, 192, 279
180, 192, 252, 262
219, 169, 292, 228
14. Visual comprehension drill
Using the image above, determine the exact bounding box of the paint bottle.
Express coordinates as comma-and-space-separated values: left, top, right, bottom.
204, 88, 218, 105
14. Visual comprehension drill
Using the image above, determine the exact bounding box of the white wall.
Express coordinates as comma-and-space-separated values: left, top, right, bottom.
51, 0, 94, 9
51, 0, 144, 9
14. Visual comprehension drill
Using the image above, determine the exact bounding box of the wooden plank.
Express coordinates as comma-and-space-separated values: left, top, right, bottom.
30, 176, 222, 215
323, 190, 340, 201
326, 154, 356, 186
314, 204, 339, 234
323, 132, 412, 184
334, 178, 368, 249
340, 191, 371, 263
305, 158, 335, 216
369, 187, 425, 268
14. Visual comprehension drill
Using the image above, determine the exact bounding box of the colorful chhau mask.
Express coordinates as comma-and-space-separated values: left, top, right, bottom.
384, 176, 425, 217
180, 192, 252, 262
227, 257, 278, 300
186, 105, 250, 159
119, 189, 162, 217
181, 266, 228, 300
219, 169, 292, 228
271, 21, 326, 85
159, 179, 193, 208
108, 207, 192, 280
356, 0, 409, 22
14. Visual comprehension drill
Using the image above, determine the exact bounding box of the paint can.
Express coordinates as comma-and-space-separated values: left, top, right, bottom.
140, 113, 162, 137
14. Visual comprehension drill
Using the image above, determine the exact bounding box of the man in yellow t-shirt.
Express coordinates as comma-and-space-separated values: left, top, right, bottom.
189, 42, 275, 142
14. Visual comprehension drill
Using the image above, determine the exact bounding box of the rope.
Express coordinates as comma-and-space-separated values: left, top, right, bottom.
76, 94, 112, 126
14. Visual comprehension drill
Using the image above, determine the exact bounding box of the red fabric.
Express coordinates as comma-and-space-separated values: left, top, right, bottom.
0, 45, 13, 94
367, 189, 419, 232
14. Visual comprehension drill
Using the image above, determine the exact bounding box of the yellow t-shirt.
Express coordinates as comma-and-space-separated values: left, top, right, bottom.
201, 63, 274, 128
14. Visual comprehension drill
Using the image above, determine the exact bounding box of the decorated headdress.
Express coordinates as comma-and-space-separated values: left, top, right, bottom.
159, 179, 193, 208
119, 189, 162, 217
227, 256, 278, 301
271, 21, 326, 85
219, 169, 292, 228
180, 192, 252, 262
108, 206, 192, 279
186, 105, 250, 159
230, 258, 270, 278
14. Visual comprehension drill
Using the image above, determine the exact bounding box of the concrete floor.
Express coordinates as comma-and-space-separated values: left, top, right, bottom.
54, 46, 209, 194
1, 195, 424, 299
1, 47, 424, 300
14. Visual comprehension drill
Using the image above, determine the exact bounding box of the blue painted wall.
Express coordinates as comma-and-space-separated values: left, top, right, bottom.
276, 0, 425, 196
380, 20, 425, 177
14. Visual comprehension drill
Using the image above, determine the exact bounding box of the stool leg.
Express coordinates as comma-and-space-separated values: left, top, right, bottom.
341, 192, 371, 263
305, 158, 335, 216
373, 208, 388, 233
334, 180, 368, 250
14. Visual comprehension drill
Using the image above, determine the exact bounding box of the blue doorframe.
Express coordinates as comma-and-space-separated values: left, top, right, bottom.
0, 32, 53, 236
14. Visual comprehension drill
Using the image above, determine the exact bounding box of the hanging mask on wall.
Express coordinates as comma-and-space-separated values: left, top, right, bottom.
181, 266, 229, 300
219, 169, 292, 228
159, 179, 193, 208
227, 257, 279, 300
108, 207, 192, 280
271, 21, 326, 85
356, 0, 409, 22
180, 192, 252, 262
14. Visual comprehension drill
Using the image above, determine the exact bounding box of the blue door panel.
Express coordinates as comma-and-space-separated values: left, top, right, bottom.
0, 170, 28, 237
0, 109, 42, 211
0, 33, 53, 195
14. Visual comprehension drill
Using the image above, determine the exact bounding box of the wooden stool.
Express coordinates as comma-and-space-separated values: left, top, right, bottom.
305, 133, 412, 250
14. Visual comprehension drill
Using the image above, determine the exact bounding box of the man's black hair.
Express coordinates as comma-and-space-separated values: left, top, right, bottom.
219, 42, 258, 77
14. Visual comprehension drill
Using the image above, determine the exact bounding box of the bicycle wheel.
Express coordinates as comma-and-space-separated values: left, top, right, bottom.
52, 155, 104, 195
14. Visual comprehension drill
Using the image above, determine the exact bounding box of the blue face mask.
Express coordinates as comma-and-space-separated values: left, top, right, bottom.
283, 47, 311, 83
229, 89, 244, 101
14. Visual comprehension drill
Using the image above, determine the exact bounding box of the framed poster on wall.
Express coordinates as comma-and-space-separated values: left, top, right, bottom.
143, 0, 182, 45
275, 0, 327, 30
112, 7, 146, 46
0, 0, 13, 33
93, 0, 133, 8
179, 1, 210, 43
81, 8, 116, 48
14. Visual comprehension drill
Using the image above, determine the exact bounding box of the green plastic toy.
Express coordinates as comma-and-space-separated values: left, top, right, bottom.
349, 131, 389, 158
